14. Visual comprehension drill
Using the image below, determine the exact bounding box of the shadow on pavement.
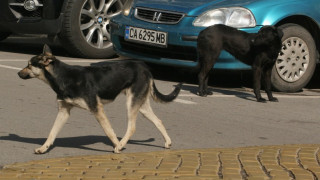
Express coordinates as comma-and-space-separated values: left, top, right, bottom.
0, 35, 71, 57
0, 134, 159, 153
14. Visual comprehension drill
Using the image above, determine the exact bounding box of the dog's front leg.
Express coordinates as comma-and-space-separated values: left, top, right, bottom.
35, 101, 72, 154
264, 66, 278, 102
93, 103, 120, 153
198, 74, 206, 96
198, 65, 208, 96
252, 67, 266, 102
118, 94, 140, 151
197, 54, 215, 96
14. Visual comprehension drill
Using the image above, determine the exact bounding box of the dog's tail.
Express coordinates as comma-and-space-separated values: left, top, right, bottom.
151, 81, 182, 103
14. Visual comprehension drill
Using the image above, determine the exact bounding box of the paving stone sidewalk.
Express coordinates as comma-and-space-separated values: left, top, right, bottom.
1, 144, 320, 179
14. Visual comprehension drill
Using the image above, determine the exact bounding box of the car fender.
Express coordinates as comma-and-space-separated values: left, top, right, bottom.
246, 1, 320, 26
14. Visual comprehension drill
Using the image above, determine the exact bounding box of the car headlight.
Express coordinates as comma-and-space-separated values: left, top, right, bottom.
193, 7, 256, 28
122, 0, 134, 16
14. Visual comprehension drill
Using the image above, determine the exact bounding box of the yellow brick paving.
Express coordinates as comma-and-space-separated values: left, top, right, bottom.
1, 145, 320, 179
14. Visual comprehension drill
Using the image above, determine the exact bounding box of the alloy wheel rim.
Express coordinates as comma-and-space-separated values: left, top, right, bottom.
276, 37, 310, 83
79, 0, 124, 49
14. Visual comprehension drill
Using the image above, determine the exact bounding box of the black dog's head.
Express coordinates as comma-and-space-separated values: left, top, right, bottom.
18, 44, 56, 80
253, 25, 283, 47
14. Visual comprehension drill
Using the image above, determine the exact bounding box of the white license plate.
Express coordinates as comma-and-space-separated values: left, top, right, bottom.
125, 26, 167, 47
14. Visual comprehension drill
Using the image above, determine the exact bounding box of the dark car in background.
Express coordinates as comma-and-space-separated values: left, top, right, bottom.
0, 0, 127, 58
110, 0, 320, 92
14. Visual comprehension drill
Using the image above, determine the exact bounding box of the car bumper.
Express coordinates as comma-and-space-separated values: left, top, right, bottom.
0, 0, 63, 35
110, 14, 262, 70
0, 18, 63, 35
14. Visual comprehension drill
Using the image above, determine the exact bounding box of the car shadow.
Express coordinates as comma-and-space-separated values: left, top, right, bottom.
0, 35, 73, 57
0, 134, 160, 153
305, 64, 320, 90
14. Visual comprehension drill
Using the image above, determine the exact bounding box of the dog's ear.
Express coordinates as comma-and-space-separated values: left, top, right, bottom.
253, 32, 267, 46
39, 58, 53, 66
43, 44, 53, 57
39, 44, 54, 66
253, 26, 273, 46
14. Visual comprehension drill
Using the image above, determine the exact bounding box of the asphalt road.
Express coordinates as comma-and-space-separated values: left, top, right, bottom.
0, 36, 320, 167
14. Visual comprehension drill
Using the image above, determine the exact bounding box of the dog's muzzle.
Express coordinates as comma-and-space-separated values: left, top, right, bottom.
18, 69, 32, 79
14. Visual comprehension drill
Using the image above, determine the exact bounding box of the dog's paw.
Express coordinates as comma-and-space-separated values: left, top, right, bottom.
257, 98, 267, 103
197, 89, 213, 96
197, 91, 207, 97
269, 97, 279, 102
205, 90, 213, 95
114, 146, 121, 154
165, 142, 172, 149
34, 147, 48, 154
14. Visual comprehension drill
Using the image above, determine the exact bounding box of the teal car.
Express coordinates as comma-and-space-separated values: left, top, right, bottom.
110, 0, 320, 92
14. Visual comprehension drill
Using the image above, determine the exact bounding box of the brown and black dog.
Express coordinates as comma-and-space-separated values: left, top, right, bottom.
197, 24, 283, 102
18, 45, 181, 154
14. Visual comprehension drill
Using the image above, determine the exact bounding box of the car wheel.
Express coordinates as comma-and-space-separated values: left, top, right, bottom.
0, 32, 10, 41
59, 0, 126, 58
271, 23, 317, 92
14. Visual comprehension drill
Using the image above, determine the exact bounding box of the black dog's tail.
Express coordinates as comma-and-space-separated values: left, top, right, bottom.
151, 81, 182, 103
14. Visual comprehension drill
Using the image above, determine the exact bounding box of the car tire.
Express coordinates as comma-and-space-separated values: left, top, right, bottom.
271, 23, 317, 92
0, 32, 10, 41
58, 0, 126, 58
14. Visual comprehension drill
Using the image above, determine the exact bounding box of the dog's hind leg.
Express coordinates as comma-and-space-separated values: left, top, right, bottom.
118, 90, 140, 151
35, 101, 72, 154
139, 98, 172, 149
93, 102, 121, 153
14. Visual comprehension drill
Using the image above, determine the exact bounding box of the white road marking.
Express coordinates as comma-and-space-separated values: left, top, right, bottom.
0, 59, 105, 63
0, 57, 127, 63
0, 64, 22, 71
0, 60, 26, 62
174, 99, 197, 105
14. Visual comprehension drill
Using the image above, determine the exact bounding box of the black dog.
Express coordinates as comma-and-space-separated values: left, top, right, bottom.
197, 24, 283, 102
18, 45, 181, 154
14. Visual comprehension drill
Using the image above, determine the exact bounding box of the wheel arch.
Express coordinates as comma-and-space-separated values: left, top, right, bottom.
59, 0, 73, 15
55, 0, 75, 30
275, 15, 320, 63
